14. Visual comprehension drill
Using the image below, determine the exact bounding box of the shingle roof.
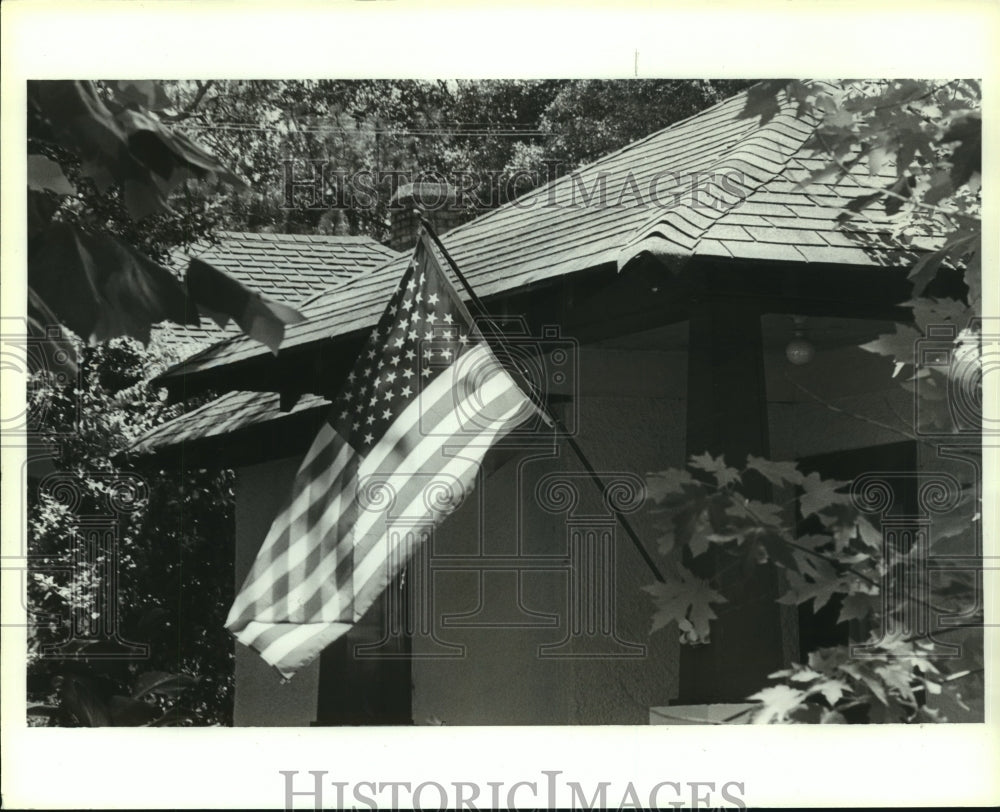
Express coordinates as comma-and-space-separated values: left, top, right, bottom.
155, 86, 932, 389
137, 83, 946, 457
132, 389, 331, 457
152, 231, 399, 355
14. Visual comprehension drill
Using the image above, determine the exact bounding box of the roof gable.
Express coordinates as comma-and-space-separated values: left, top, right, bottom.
153, 231, 399, 355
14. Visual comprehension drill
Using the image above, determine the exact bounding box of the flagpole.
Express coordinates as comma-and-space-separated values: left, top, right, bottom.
418, 216, 667, 585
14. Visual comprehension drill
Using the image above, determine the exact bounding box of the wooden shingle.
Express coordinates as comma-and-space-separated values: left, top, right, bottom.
153, 232, 398, 356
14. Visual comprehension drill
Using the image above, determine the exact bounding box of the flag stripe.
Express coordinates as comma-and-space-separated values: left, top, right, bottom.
349, 399, 527, 618
233, 385, 525, 672
226, 234, 543, 678
226, 437, 353, 624
346, 383, 527, 609
276, 355, 524, 623
263, 347, 498, 614
230, 355, 529, 668
269, 435, 349, 618
273, 439, 357, 620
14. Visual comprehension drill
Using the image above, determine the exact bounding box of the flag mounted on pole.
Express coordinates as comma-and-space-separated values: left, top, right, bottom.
225, 231, 543, 678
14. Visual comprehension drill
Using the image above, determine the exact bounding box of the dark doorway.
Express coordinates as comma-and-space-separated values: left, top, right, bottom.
795, 440, 917, 655
315, 575, 412, 725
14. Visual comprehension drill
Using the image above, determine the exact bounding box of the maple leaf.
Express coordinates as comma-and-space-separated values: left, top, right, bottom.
941, 115, 981, 188
838, 662, 889, 705
759, 531, 799, 572
837, 593, 874, 624
643, 566, 726, 641
686, 510, 712, 558
811, 679, 850, 706
749, 685, 808, 724
907, 247, 950, 297
645, 469, 696, 503
876, 664, 918, 704
27, 155, 76, 195
789, 550, 822, 581
906, 297, 970, 335
799, 472, 853, 518
655, 530, 676, 555
111, 80, 173, 111
808, 646, 851, 675
726, 498, 785, 527
29, 222, 198, 346
856, 517, 882, 549
922, 168, 955, 206
661, 488, 709, 551
689, 452, 741, 488
736, 80, 792, 125
859, 324, 923, 368
745, 455, 805, 487
779, 546, 849, 610
931, 503, 978, 550
907, 227, 978, 296
817, 509, 861, 552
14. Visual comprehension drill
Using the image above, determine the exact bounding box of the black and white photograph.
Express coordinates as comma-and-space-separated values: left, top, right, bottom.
2, 2, 997, 809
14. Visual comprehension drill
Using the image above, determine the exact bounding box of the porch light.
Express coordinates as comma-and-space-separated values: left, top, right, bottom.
785, 317, 815, 365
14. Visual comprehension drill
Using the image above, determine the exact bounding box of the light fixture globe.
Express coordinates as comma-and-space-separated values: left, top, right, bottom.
785, 336, 815, 365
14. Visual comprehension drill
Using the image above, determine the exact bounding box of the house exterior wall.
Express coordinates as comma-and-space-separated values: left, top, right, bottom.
230, 333, 690, 725
229, 317, 930, 725
233, 456, 320, 726
409, 339, 691, 724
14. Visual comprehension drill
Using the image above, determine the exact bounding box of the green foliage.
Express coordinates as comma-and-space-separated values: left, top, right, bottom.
644, 565, 726, 642
160, 79, 562, 236
645, 79, 983, 723
27, 80, 302, 368
538, 79, 753, 169
739, 79, 981, 308
746, 80, 980, 284
27, 338, 235, 725
751, 634, 982, 724
794, 80, 983, 439
28, 668, 201, 727
645, 453, 982, 723
165, 79, 751, 237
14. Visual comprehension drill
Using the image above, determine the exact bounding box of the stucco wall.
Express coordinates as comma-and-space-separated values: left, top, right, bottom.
233, 455, 320, 726
409, 336, 689, 724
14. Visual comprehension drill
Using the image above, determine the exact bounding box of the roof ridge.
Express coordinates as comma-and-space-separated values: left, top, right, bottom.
174, 230, 397, 262
615, 90, 822, 270
431, 88, 753, 243
556, 87, 754, 181
215, 230, 387, 245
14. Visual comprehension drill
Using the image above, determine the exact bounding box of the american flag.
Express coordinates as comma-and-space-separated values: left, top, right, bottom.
225, 233, 541, 678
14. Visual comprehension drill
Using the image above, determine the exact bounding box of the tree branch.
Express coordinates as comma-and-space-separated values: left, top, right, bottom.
161, 80, 216, 123
810, 129, 972, 224
861, 79, 963, 115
